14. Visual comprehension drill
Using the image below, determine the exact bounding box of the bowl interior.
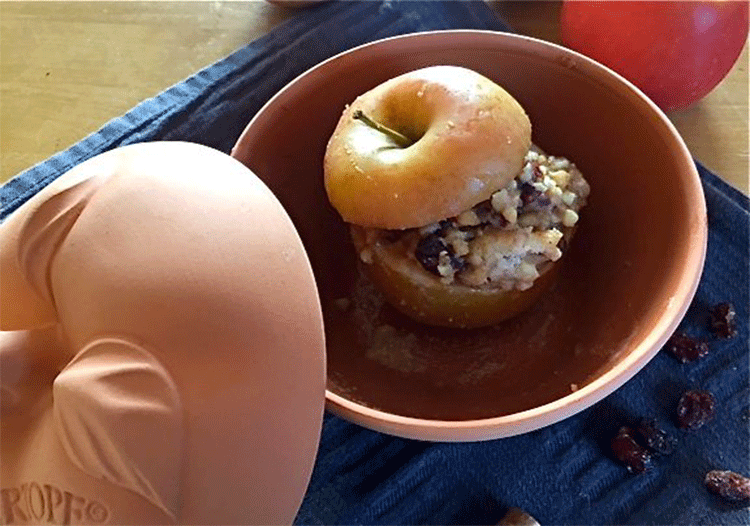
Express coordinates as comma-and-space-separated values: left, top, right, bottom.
231, 31, 704, 435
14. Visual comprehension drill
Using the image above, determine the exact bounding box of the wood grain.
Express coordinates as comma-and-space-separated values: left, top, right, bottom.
2, 1, 747, 193
0, 1, 293, 183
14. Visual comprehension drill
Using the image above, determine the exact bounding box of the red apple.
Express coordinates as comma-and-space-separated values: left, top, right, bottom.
561, 1, 748, 110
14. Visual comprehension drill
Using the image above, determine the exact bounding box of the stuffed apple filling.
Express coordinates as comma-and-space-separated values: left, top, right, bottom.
352, 148, 590, 293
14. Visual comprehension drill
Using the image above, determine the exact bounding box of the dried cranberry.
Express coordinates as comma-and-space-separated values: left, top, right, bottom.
676, 390, 715, 430
709, 302, 737, 339
636, 418, 676, 456
415, 234, 448, 275
705, 470, 750, 502
664, 332, 709, 363
611, 426, 653, 473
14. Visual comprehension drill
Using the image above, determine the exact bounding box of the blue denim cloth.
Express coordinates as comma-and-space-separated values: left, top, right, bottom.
2, 2, 748, 524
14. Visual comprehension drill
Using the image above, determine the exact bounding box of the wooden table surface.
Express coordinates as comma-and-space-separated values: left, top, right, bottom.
2, 1, 748, 193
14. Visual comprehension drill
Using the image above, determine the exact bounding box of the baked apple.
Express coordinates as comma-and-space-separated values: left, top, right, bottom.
324, 66, 590, 328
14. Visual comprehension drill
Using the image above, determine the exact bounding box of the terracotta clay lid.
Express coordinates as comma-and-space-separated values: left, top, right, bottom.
0, 142, 326, 524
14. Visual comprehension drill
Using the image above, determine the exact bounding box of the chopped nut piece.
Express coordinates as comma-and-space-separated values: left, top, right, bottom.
519, 163, 534, 183
518, 261, 538, 281
562, 209, 579, 227
450, 238, 470, 257
562, 191, 576, 206
456, 209, 480, 226
502, 206, 518, 224
548, 169, 571, 188
549, 157, 571, 170
360, 248, 373, 264
437, 251, 454, 277
491, 189, 512, 212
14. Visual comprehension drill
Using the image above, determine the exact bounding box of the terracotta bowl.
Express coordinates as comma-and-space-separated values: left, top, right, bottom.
231, 30, 706, 441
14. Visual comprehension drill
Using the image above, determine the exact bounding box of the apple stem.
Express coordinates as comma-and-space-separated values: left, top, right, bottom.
353, 110, 413, 148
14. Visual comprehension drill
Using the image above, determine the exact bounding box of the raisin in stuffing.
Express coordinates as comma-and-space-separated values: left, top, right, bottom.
664, 332, 709, 363
636, 418, 676, 456
520, 182, 550, 207
611, 426, 653, 473
539, 196, 552, 207
436, 219, 454, 236
414, 234, 465, 275
705, 470, 750, 502
474, 200, 507, 228
473, 200, 493, 222
676, 389, 715, 430
709, 302, 737, 338
521, 183, 549, 205
415, 234, 447, 275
